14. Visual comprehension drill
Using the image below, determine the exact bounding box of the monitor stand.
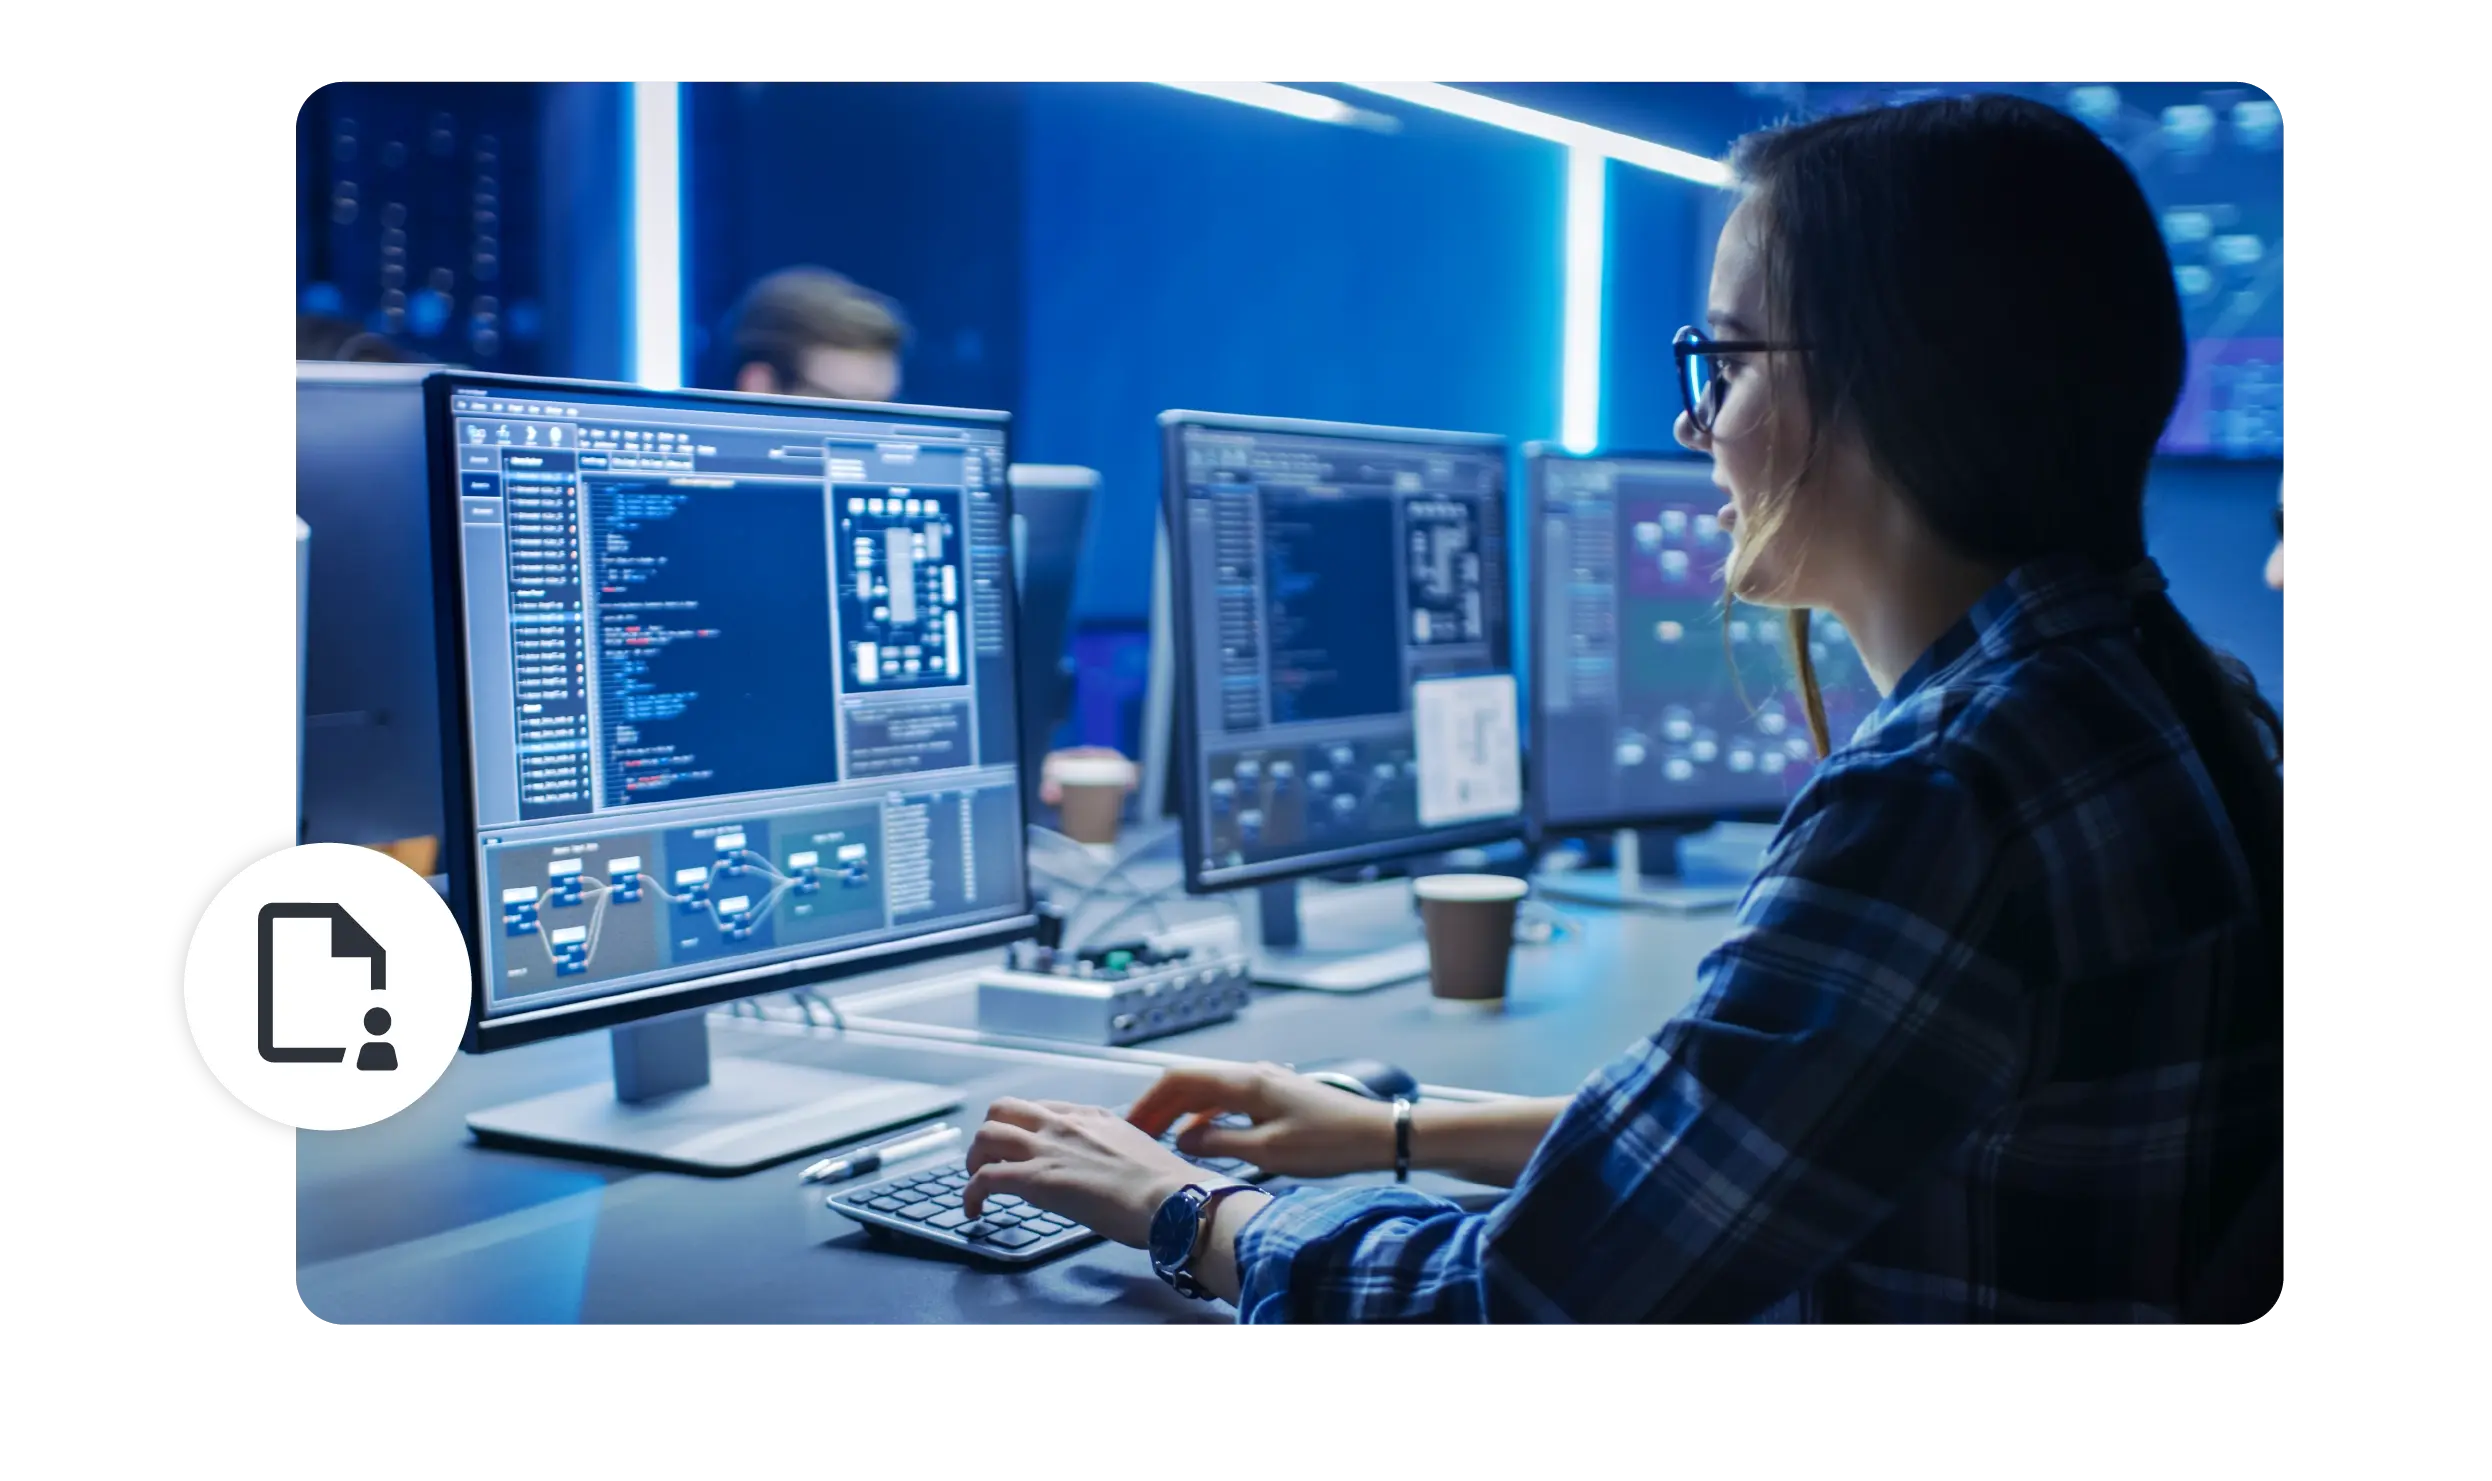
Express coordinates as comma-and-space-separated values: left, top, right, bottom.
1534, 829, 1746, 914
1237, 880, 1432, 993
465, 1011, 961, 1175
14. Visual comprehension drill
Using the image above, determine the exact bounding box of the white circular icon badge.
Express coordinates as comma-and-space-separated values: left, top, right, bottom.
185, 843, 473, 1130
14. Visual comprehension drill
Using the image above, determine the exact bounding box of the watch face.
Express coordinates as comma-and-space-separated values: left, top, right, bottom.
1149, 1186, 1201, 1274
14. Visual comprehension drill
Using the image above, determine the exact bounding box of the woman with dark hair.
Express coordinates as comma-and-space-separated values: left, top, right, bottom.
957, 94, 2284, 1322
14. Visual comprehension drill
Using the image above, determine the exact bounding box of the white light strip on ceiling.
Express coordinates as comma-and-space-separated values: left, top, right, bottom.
630, 82, 684, 390
1560, 148, 1607, 454
1344, 82, 1731, 185
1157, 82, 1400, 131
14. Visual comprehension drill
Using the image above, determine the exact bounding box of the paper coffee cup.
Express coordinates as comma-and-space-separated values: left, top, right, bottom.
1412, 873, 1528, 1006
1050, 754, 1136, 845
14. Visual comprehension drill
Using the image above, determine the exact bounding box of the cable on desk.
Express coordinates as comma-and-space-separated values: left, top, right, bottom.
1070, 876, 1188, 951
1038, 825, 1181, 928
727, 988, 849, 1031
1026, 865, 1153, 901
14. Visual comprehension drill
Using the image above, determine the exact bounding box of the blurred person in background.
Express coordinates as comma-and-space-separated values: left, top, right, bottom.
713, 266, 909, 403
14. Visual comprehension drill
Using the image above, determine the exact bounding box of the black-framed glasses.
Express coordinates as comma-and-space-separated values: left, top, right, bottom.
1673, 325, 1804, 436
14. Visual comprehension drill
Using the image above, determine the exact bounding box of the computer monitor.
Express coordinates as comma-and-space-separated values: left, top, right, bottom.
1006, 464, 1096, 821
1161, 411, 1523, 989
1137, 507, 1179, 826
298, 362, 448, 851
1524, 445, 1874, 909
428, 373, 1035, 1171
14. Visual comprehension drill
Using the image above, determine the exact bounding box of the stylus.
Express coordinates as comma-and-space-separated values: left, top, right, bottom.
799, 1123, 963, 1184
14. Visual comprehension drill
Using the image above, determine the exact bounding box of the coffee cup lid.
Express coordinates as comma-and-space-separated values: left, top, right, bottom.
1049, 754, 1137, 788
1412, 872, 1529, 903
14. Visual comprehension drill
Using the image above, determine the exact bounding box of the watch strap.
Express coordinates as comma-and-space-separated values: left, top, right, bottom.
1163, 1182, 1265, 1300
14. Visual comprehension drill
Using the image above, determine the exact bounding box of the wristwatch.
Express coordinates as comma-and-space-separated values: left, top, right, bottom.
1148, 1182, 1265, 1299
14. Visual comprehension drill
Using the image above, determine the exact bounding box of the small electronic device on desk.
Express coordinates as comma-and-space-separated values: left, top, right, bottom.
977, 940, 1251, 1046
827, 1115, 1265, 1264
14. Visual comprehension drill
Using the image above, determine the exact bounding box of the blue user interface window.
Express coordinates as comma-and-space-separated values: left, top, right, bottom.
1530, 453, 1875, 829
1173, 421, 1518, 881
445, 385, 1025, 1020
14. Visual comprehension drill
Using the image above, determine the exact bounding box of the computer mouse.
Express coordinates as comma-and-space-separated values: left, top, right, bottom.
1298, 1056, 1419, 1101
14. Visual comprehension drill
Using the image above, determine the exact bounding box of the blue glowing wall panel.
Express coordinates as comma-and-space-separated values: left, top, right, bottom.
1763, 82, 2282, 457
2144, 458, 2283, 706
1017, 84, 1566, 622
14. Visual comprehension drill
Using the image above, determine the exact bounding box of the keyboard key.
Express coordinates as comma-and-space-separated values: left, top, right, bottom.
897, 1201, 946, 1221
928, 1208, 972, 1231
1021, 1218, 1068, 1237
990, 1195, 1025, 1209
989, 1227, 1042, 1249
983, 1210, 1025, 1227
960, 1219, 1005, 1240
868, 1196, 907, 1212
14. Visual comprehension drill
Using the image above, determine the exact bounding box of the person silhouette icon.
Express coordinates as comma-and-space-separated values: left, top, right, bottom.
355, 1006, 397, 1072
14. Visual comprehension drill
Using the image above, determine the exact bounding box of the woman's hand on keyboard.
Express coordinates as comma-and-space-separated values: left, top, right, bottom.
1126, 1062, 1395, 1179
962, 1097, 1213, 1248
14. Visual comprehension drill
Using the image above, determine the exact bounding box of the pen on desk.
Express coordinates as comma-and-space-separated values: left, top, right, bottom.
799, 1123, 962, 1185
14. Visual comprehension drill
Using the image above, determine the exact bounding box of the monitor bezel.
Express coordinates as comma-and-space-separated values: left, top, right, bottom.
426, 371, 1038, 1053
1521, 441, 1794, 839
1004, 463, 1099, 821
1159, 408, 1525, 896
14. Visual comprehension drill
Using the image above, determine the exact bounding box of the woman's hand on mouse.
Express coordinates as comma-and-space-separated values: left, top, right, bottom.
1125, 1061, 1397, 1179
962, 1097, 1213, 1247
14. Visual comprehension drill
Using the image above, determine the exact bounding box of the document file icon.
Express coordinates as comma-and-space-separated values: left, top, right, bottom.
257, 903, 387, 1065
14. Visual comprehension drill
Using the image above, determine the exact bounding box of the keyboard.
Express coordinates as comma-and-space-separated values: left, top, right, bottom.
826, 1115, 1264, 1265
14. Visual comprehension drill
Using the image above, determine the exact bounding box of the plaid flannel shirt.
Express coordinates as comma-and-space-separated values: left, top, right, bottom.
1234, 556, 2281, 1322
